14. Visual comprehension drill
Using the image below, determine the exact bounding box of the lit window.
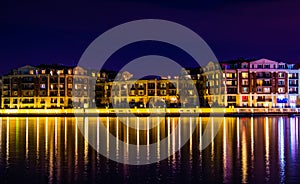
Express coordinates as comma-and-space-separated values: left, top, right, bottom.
160, 90, 166, 95
278, 80, 285, 85
241, 72, 248, 78
226, 73, 232, 78
42, 70, 46, 74
278, 72, 285, 78
40, 84, 46, 89
29, 70, 34, 75
68, 84, 72, 89
242, 79, 248, 85
226, 81, 232, 85
278, 88, 285, 93
242, 87, 248, 93
263, 87, 270, 93
257, 79, 263, 86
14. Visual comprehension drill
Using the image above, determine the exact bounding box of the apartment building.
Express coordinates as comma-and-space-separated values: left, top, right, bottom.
222, 58, 300, 107
1, 65, 95, 109
95, 69, 210, 108
1, 58, 299, 109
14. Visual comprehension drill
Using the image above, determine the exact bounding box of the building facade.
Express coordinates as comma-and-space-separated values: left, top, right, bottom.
1, 65, 96, 109
95, 69, 210, 108
221, 58, 300, 107
1, 58, 300, 109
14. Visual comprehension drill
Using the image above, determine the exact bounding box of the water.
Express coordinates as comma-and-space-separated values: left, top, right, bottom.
0, 116, 299, 183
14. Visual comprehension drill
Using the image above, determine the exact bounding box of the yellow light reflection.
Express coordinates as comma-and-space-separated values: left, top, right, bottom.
45, 117, 48, 156
251, 117, 254, 164
74, 117, 78, 177
97, 117, 100, 152
172, 118, 176, 161
116, 117, 119, 160
25, 117, 28, 160
237, 117, 240, 148
241, 122, 248, 183
37, 117, 39, 160
199, 117, 202, 152
84, 117, 89, 169
64, 117, 67, 153
0, 117, 2, 154
168, 117, 171, 159
190, 117, 193, 160
106, 117, 109, 157
6, 117, 9, 164
157, 117, 160, 160
178, 117, 181, 158
147, 117, 150, 146
147, 117, 150, 161
55, 117, 58, 150
137, 117, 140, 163
223, 118, 229, 182
211, 117, 214, 161
126, 117, 129, 153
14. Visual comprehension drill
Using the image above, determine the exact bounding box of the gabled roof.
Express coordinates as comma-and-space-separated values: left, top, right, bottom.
250, 58, 278, 64
17, 65, 37, 70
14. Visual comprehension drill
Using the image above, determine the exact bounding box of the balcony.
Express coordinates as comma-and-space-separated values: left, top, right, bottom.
256, 74, 272, 79
256, 83, 272, 86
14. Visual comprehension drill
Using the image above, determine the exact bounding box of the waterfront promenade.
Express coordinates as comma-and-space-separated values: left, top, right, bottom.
0, 108, 299, 117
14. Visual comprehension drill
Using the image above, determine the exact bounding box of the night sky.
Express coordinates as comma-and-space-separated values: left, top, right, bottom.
1, 0, 300, 75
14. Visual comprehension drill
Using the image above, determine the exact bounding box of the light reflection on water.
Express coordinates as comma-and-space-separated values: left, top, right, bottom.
0, 116, 299, 183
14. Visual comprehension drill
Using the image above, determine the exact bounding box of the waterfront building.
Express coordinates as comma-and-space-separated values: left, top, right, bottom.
1, 58, 300, 109
95, 69, 210, 108
1, 65, 96, 109
221, 58, 300, 107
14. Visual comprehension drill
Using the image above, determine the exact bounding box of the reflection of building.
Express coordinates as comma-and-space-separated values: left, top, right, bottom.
1, 65, 95, 109
221, 58, 300, 107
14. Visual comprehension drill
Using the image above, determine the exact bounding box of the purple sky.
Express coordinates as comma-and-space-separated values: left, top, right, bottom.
0, 0, 300, 75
